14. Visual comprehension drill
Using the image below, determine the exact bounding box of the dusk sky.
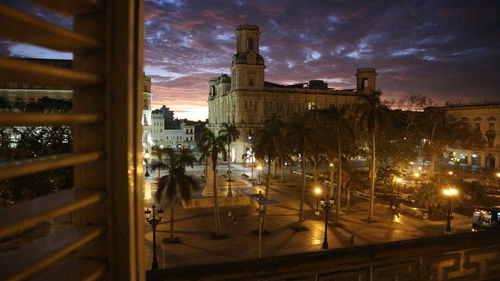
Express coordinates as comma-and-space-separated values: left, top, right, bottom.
2, 0, 499, 120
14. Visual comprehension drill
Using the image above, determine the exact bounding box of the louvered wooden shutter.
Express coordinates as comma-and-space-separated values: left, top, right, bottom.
0, 1, 145, 280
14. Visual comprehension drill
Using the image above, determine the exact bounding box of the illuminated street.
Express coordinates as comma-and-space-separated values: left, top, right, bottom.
144, 163, 471, 269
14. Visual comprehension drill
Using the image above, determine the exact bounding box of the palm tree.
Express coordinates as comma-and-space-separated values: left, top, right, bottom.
150, 145, 170, 180
219, 123, 240, 197
242, 149, 256, 180
356, 91, 390, 222
320, 106, 354, 225
287, 112, 316, 229
252, 116, 283, 231
155, 149, 199, 242
252, 116, 282, 199
198, 127, 227, 237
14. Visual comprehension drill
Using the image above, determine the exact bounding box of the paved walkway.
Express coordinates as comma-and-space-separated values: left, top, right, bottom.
144, 163, 472, 270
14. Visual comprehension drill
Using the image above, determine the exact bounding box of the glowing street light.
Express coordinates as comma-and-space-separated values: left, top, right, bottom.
496, 172, 500, 178
257, 164, 263, 183
442, 187, 458, 232
314, 186, 322, 215
413, 172, 420, 189
394, 177, 403, 197
448, 171, 454, 176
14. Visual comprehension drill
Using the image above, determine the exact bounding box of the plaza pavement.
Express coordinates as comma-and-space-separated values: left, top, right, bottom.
144, 163, 471, 270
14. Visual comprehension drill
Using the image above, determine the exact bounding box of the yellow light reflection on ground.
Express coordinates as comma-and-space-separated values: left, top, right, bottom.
144, 180, 152, 200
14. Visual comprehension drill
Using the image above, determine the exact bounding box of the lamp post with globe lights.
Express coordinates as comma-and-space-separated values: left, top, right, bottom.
320, 198, 335, 249
145, 204, 163, 270
442, 187, 458, 232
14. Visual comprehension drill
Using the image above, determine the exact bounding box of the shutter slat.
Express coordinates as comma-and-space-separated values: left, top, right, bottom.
0, 189, 105, 239
0, 57, 103, 88
31, 257, 105, 281
0, 226, 104, 281
30, 0, 103, 16
0, 152, 102, 180
0, 112, 104, 126
0, 4, 101, 52
0, 113, 103, 126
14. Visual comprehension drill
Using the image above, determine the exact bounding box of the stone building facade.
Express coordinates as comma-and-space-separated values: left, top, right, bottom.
444, 102, 500, 170
208, 25, 375, 162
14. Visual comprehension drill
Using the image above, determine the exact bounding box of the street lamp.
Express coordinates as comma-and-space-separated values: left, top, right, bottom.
448, 171, 453, 176
442, 187, 458, 232
145, 204, 164, 270
257, 164, 263, 184
394, 177, 403, 197
320, 198, 334, 249
413, 172, 420, 189
143, 151, 151, 177
314, 186, 321, 215
496, 172, 500, 178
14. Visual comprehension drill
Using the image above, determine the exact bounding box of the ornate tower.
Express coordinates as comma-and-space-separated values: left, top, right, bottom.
231, 25, 266, 90
356, 68, 377, 93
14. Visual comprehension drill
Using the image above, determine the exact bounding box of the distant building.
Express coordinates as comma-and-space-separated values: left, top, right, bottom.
208, 25, 375, 161
0, 59, 155, 153
444, 102, 500, 169
145, 106, 200, 150
0, 59, 73, 105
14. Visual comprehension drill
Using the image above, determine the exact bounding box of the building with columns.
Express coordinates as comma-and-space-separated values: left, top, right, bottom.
444, 102, 500, 170
208, 24, 375, 162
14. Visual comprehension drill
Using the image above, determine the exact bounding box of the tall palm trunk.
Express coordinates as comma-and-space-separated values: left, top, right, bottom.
368, 131, 376, 221
298, 151, 306, 226
336, 134, 342, 225
280, 159, 284, 182
428, 153, 437, 177
227, 143, 232, 197
170, 202, 175, 240
212, 158, 222, 236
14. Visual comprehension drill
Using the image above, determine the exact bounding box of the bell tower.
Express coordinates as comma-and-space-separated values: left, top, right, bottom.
231, 25, 266, 90
356, 68, 377, 93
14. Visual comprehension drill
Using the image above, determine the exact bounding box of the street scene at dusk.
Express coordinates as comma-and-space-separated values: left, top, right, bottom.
1, 0, 500, 280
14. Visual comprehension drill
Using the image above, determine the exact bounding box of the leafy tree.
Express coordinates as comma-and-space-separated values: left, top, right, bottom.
198, 127, 227, 237
419, 109, 484, 176
356, 91, 391, 222
219, 123, 239, 197
155, 149, 198, 242
0, 126, 72, 205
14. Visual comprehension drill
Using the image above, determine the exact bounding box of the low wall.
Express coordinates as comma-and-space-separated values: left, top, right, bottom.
147, 230, 500, 281
398, 203, 428, 220
182, 196, 252, 208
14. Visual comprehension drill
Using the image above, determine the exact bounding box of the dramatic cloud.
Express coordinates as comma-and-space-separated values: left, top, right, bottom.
143, 0, 499, 119
2, 0, 499, 120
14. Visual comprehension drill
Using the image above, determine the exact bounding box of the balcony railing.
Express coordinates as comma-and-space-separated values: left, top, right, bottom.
147, 230, 500, 281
